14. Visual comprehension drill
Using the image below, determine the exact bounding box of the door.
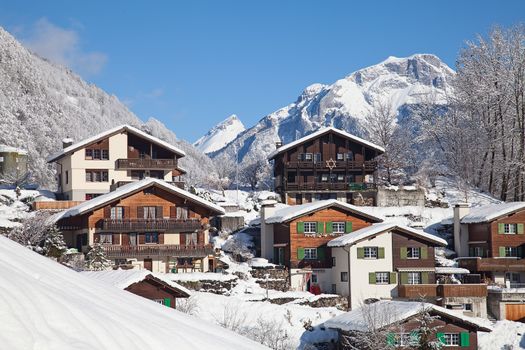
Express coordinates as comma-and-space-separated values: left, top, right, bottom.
144, 258, 153, 272
506, 304, 525, 322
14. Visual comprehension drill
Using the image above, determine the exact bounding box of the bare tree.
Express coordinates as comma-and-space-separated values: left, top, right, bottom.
240, 154, 270, 191
7, 211, 52, 253
208, 155, 236, 195
176, 295, 199, 315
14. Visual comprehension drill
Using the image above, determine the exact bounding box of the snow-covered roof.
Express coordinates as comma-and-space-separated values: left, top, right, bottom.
0, 145, 28, 155
81, 269, 191, 296
53, 178, 225, 222
0, 234, 269, 350
264, 199, 383, 224
460, 202, 525, 224
324, 300, 491, 333
435, 267, 470, 274
47, 124, 185, 162
328, 222, 447, 247
267, 126, 385, 160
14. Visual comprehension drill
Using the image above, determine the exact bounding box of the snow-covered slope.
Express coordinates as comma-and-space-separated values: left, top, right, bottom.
0, 26, 215, 188
213, 54, 454, 163
193, 114, 245, 154
0, 235, 268, 350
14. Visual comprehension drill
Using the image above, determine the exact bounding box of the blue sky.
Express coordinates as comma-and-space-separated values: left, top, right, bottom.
1, 1, 524, 142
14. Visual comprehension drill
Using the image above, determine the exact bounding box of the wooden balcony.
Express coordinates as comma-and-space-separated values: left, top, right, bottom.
102, 244, 214, 258
284, 182, 377, 192
285, 160, 377, 171
398, 284, 488, 298
115, 158, 178, 170
457, 257, 525, 272
97, 218, 201, 232
110, 180, 185, 191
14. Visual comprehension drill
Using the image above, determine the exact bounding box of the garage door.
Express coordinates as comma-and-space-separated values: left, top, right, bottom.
505, 304, 525, 322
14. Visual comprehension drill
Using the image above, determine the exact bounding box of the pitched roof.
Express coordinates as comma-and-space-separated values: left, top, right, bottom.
327, 222, 447, 247
460, 202, 525, 224
52, 178, 225, 222
324, 300, 492, 333
267, 126, 385, 160
81, 269, 191, 297
47, 124, 185, 163
264, 199, 383, 224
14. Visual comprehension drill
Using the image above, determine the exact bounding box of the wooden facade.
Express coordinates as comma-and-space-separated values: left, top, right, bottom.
125, 274, 189, 309
269, 129, 383, 206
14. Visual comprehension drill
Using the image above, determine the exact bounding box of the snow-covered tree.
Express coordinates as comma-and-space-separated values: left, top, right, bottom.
43, 225, 67, 259
7, 211, 52, 253
208, 155, 236, 195
240, 154, 271, 191
413, 304, 443, 350
85, 242, 112, 271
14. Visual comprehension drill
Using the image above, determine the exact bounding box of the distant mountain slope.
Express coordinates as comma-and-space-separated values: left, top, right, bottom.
193, 114, 245, 154
0, 27, 214, 188
212, 54, 454, 163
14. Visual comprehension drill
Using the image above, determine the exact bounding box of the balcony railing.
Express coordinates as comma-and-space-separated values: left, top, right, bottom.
102, 244, 214, 258
110, 180, 185, 191
285, 160, 377, 171
116, 158, 178, 170
284, 182, 377, 192
457, 257, 525, 272
97, 218, 201, 232
398, 284, 488, 298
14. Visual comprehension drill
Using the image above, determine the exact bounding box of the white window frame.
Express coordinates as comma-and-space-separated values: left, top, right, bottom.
443, 333, 460, 346
99, 233, 113, 245
407, 247, 420, 259
304, 248, 317, 260
394, 333, 418, 347
341, 272, 348, 282
474, 246, 484, 257
304, 222, 317, 234
333, 222, 345, 234
505, 246, 518, 257
304, 153, 313, 161
110, 207, 123, 220
504, 223, 518, 234
153, 299, 165, 305
337, 174, 345, 181
375, 272, 389, 284
364, 247, 378, 259
407, 272, 421, 285
321, 174, 328, 182
336, 153, 344, 160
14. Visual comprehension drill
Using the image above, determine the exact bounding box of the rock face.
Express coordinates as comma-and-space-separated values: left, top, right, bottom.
211, 54, 455, 167
0, 27, 215, 188
193, 114, 245, 154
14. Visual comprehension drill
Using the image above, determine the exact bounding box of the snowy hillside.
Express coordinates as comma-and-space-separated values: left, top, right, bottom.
0, 235, 268, 350
0, 27, 215, 188
212, 54, 454, 164
194, 114, 245, 154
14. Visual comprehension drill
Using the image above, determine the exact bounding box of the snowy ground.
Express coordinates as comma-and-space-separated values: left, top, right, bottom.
0, 189, 54, 228
479, 320, 525, 349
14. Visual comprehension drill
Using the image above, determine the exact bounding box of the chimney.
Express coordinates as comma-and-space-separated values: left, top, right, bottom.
275, 141, 283, 149
453, 203, 470, 257
62, 137, 74, 149
260, 199, 278, 262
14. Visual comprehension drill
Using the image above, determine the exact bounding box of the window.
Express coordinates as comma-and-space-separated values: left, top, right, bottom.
473, 246, 484, 257
375, 272, 389, 284
314, 153, 322, 162
111, 207, 124, 219
305, 153, 313, 161
321, 174, 328, 182
332, 257, 336, 267
407, 247, 420, 259
341, 272, 348, 282
364, 247, 378, 259
101, 149, 109, 160
129, 233, 137, 246
407, 272, 421, 285
505, 246, 519, 257
85, 193, 102, 200
65, 170, 69, 184
464, 303, 473, 311
333, 222, 345, 233
311, 274, 318, 284
153, 299, 165, 305
443, 333, 460, 346
336, 153, 344, 160
331, 284, 337, 293
145, 232, 159, 244
85, 170, 109, 182
506, 272, 521, 284
504, 223, 518, 234
131, 170, 145, 180
304, 248, 317, 260
346, 152, 354, 161
143, 206, 158, 219
176, 207, 189, 220
393, 333, 419, 347
93, 149, 101, 159
304, 222, 317, 234
85, 149, 93, 159
99, 233, 113, 244
337, 174, 345, 182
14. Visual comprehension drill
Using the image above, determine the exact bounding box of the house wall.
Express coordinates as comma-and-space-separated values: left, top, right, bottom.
125, 279, 178, 308
491, 212, 525, 256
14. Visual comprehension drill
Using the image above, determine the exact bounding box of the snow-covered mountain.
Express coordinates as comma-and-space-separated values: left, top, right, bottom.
0, 27, 215, 188
212, 54, 454, 163
193, 114, 245, 154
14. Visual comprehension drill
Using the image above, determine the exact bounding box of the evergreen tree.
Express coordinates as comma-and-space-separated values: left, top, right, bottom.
413, 304, 443, 350
43, 225, 67, 259
85, 242, 112, 271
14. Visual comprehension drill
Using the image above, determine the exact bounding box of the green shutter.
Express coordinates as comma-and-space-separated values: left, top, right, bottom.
369, 272, 376, 284
498, 223, 505, 234
357, 247, 365, 259
499, 246, 506, 257
436, 333, 445, 345
325, 222, 333, 234
460, 332, 470, 347
317, 222, 324, 234
386, 333, 395, 346
400, 272, 408, 284
421, 272, 429, 284
163, 298, 171, 307
420, 247, 428, 259
400, 247, 407, 259
345, 221, 353, 233
518, 224, 524, 234
378, 247, 385, 259
410, 331, 420, 344
518, 246, 524, 258
469, 247, 474, 257
297, 247, 305, 260
297, 222, 304, 234
389, 272, 397, 284
317, 247, 325, 260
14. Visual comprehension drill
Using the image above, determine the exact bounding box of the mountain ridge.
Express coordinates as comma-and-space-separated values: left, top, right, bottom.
193, 114, 245, 154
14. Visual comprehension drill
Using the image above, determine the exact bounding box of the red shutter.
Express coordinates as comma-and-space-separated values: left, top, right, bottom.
170, 206, 177, 218
156, 206, 163, 218
112, 234, 120, 245
104, 206, 111, 218
159, 233, 164, 244
137, 206, 144, 219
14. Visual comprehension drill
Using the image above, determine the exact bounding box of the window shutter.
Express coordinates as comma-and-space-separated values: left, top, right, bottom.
518, 246, 524, 258
420, 247, 428, 259
498, 223, 505, 234
297, 248, 305, 260
163, 298, 171, 308
137, 206, 144, 219
104, 206, 111, 218
378, 247, 385, 259
460, 332, 470, 347
138, 233, 145, 245
436, 333, 446, 345
389, 272, 397, 284
297, 222, 304, 234
325, 222, 333, 234
518, 224, 524, 234
317, 222, 324, 234
499, 246, 506, 257
410, 331, 420, 344
421, 272, 429, 284
317, 247, 325, 260
345, 221, 353, 233
357, 247, 365, 259
400, 272, 408, 284
159, 233, 165, 244
112, 234, 120, 245
400, 247, 407, 259
469, 247, 474, 257
170, 206, 177, 218
156, 206, 163, 218
386, 333, 395, 346
368, 272, 376, 284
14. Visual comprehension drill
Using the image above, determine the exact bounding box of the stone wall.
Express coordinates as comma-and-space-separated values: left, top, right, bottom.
377, 186, 426, 207
488, 289, 525, 320
250, 265, 290, 292
176, 278, 238, 295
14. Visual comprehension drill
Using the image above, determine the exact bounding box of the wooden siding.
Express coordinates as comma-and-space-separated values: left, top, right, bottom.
392, 230, 436, 269
125, 278, 183, 309
490, 210, 525, 256
398, 284, 487, 298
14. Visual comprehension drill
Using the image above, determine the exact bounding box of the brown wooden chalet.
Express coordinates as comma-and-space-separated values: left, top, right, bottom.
267, 127, 385, 206
54, 178, 225, 273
